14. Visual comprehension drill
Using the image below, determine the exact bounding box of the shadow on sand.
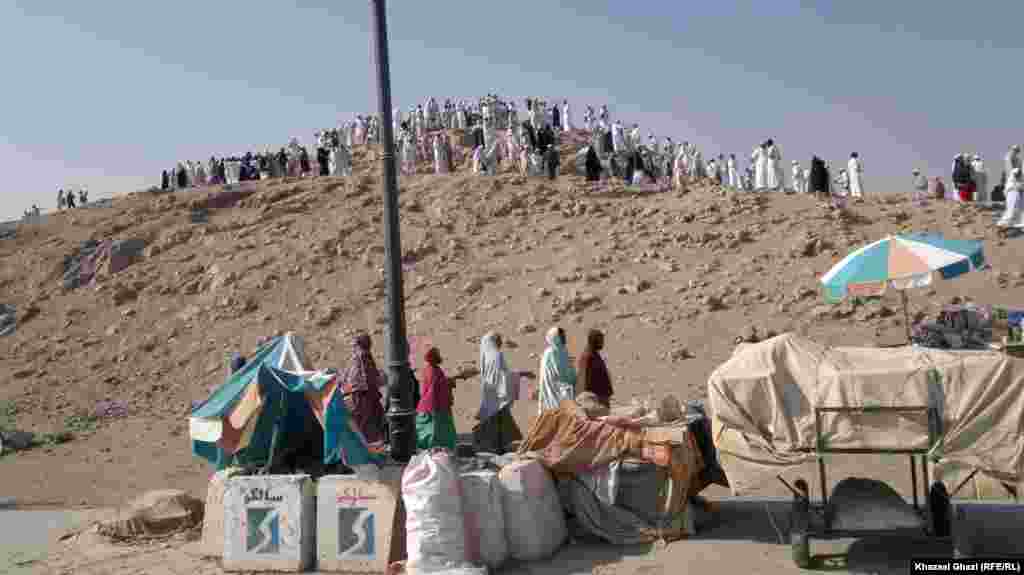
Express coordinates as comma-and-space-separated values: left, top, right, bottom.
693, 499, 953, 575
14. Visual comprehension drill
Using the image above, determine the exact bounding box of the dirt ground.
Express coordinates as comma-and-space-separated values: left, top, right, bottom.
1, 130, 1021, 573
21, 487, 961, 575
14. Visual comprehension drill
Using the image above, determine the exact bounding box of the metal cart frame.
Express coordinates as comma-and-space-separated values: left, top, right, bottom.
780, 405, 950, 568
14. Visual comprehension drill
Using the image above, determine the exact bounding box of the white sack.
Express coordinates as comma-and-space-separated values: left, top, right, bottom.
499, 459, 567, 561
459, 471, 508, 569
402, 450, 470, 574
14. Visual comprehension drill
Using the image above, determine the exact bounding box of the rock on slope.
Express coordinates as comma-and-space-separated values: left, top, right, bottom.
1, 130, 1022, 506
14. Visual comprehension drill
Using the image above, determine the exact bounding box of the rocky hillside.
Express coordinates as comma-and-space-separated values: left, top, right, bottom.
1, 130, 1022, 506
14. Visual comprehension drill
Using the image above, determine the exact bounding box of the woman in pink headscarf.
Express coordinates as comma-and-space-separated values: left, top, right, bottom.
415, 346, 457, 450
341, 334, 386, 444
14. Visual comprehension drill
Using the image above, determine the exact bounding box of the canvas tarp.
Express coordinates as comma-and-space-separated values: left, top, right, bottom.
707, 333, 1024, 494
189, 333, 377, 469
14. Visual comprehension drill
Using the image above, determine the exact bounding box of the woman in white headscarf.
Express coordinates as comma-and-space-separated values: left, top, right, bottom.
538, 326, 576, 415
472, 332, 523, 454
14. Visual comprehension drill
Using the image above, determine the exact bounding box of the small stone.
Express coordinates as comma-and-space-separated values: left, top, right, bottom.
669, 347, 693, 361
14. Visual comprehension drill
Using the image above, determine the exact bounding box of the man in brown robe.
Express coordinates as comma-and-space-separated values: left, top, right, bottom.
577, 329, 613, 407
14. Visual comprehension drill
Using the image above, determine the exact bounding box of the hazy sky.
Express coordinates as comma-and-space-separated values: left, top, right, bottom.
2, 0, 1022, 220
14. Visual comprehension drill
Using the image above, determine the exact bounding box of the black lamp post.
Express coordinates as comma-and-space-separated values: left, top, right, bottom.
371, 0, 416, 462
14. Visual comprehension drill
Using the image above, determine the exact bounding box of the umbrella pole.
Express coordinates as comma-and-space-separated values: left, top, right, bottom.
901, 290, 912, 343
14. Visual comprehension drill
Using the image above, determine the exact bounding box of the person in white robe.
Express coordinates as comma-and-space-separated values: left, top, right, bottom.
802, 166, 811, 194
836, 169, 850, 196
911, 168, 929, 203
611, 120, 626, 154
673, 147, 687, 190
562, 100, 572, 131
998, 168, 1024, 228
629, 125, 641, 150
971, 155, 987, 203
433, 135, 449, 174
1005, 145, 1021, 182
404, 130, 417, 175
727, 154, 739, 188
791, 161, 804, 194
848, 152, 864, 199
764, 140, 781, 191
506, 128, 520, 171
481, 99, 491, 128
328, 146, 339, 176
752, 145, 766, 190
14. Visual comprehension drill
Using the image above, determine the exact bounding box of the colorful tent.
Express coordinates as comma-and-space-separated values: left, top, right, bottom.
189, 333, 379, 469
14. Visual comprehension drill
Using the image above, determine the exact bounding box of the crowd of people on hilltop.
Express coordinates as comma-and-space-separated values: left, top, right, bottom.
56, 188, 89, 210
145, 92, 1023, 229
901, 146, 1023, 228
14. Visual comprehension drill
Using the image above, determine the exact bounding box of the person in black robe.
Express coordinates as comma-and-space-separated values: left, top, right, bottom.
585, 146, 602, 182
552, 105, 561, 130
522, 121, 537, 152
66, 190, 76, 209
809, 156, 829, 199
277, 148, 288, 178
177, 167, 187, 188
161, 170, 169, 190
545, 145, 559, 180
316, 147, 329, 176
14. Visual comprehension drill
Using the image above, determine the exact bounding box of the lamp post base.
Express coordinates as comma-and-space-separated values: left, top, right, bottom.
386, 407, 417, 463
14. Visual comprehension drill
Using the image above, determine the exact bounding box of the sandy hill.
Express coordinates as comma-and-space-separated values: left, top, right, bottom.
1, 130, 1022, 507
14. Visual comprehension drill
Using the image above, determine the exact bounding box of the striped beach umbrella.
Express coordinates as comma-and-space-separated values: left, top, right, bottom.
820, 233, 985, 339
821, 233, 985, 302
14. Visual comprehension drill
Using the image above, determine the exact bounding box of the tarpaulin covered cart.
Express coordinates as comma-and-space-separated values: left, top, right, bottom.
707, 334, 1024, 566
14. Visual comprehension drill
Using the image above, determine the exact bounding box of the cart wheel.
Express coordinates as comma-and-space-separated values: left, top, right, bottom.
791, 531, 811, 568
928, 480, 951, 537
